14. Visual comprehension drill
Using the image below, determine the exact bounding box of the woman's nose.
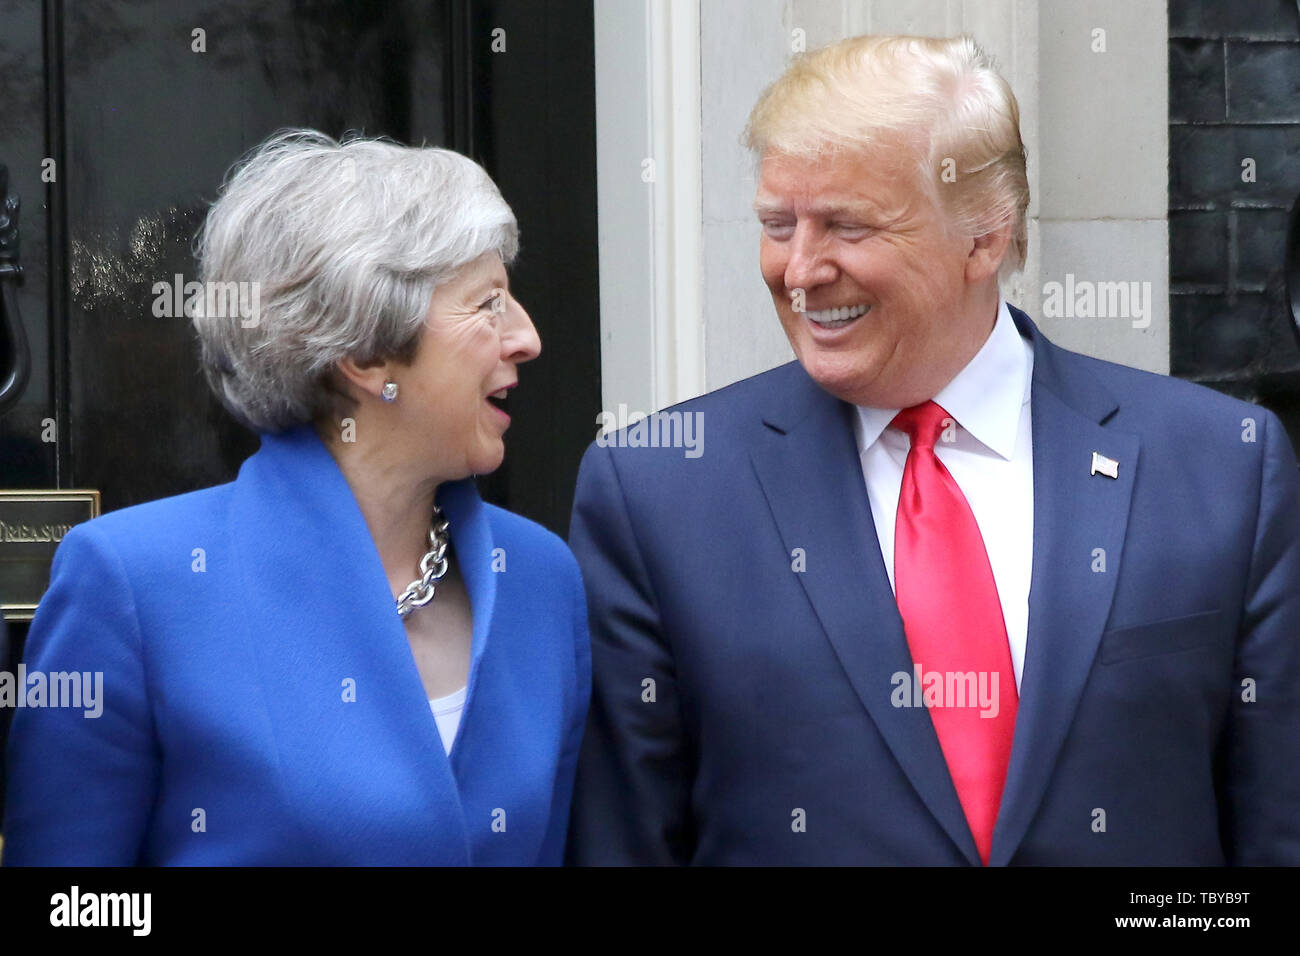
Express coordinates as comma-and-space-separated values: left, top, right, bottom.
502, 296, 541, 362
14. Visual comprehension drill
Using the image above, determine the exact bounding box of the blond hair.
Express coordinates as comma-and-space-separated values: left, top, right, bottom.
745, 34, 1029, 275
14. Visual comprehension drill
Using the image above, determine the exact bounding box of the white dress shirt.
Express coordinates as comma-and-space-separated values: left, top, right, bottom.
854, 300, 1034, 690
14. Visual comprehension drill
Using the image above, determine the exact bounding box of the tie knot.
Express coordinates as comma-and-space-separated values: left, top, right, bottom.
890, 400, 954, 450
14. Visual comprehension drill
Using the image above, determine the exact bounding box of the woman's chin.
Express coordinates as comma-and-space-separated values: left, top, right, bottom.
466, 443, 506, 478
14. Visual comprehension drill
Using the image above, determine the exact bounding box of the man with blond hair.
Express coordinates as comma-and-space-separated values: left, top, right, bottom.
568, 35, 1300, 865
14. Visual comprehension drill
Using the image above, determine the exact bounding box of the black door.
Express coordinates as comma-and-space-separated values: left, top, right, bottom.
0, 0, 599, 818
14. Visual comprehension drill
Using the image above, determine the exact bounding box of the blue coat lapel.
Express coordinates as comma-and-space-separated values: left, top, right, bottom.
432, 476, 499, 772
226, 424, 499, 863
748, 375, 982, 865
989, 307, 1138, 865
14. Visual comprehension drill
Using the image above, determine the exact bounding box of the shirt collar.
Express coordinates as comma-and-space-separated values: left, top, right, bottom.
853, 299, 1031, 460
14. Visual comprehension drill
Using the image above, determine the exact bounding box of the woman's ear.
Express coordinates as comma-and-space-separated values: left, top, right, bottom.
334, 355, 392, 402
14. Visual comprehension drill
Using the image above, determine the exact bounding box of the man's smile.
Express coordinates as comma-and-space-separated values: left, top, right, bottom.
804, 302, 871, 329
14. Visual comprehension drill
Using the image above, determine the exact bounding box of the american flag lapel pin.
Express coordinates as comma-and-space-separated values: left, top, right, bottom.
1090, 451, 1119, 479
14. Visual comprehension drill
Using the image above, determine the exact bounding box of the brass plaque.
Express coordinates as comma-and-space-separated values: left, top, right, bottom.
0, 490, 101, 621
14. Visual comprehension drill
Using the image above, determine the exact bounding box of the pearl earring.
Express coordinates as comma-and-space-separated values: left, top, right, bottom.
381, 381, 399, 402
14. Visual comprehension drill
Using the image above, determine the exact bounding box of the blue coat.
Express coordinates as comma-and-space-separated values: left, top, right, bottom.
567, 306, 1300, 865
2, 424, 591, 865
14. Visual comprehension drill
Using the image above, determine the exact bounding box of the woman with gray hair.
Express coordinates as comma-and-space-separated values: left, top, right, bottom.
2, 130, 590, 866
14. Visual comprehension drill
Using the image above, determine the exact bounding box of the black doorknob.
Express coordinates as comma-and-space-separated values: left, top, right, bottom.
0, 162, 32, 415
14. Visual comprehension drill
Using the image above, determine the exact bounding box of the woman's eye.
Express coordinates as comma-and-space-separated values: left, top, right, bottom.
480, 292, 503, 314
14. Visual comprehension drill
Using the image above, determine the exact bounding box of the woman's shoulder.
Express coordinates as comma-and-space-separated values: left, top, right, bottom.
478, 504, 589, 673
60, 482, 237, 567
480, 503, 581, 578
32, 483, 242, 660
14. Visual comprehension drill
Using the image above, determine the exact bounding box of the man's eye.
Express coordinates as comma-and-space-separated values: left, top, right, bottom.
833, 223, 870, 236
762, 220, 794, 237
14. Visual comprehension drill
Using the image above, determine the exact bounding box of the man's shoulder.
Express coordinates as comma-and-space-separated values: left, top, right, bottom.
1048, 342, 1278, 439
1061, 348, 1241, 409
667, 360, 807, 416
601, 361, 805, 444
1031, 333, 1300, 499
583, 361, 808, 479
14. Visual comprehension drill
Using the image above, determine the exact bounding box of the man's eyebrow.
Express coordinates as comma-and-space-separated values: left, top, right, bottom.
752, 196, 890, 218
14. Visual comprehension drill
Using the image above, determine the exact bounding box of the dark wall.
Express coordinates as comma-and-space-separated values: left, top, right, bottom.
1169, 0, 1300, 446
467, 0, 601, 536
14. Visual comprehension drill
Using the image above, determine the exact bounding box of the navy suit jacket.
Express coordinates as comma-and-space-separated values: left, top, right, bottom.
567, 306, 1300, 865
2, 425, 590, 865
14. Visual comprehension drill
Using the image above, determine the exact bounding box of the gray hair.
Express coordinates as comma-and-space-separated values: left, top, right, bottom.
193, 128, 519, 432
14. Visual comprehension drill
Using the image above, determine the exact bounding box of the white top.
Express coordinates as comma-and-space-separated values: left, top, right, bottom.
853, 300, 1035, 691
428, 686, 467, 755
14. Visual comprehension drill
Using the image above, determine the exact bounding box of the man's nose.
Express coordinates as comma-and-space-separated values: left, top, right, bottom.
783, 225, 836, 290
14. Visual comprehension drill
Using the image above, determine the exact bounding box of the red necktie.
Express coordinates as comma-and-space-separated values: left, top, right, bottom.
891, 400, 1018, 865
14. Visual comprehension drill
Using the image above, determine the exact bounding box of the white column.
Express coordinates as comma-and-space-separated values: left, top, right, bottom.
594, 0, 705, 417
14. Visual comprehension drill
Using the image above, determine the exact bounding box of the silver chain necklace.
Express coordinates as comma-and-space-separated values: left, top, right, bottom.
396, 505, 450, 619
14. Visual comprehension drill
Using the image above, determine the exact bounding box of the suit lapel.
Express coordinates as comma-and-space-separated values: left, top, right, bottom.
989, 308, 1139, 865
748, 368, 982, 865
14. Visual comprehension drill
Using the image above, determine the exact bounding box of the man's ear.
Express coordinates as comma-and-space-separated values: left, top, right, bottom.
335, 355, 391, 402
966, 226, 1012, 283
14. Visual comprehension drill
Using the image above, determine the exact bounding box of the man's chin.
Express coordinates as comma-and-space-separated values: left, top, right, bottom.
795, 354, 884, 408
